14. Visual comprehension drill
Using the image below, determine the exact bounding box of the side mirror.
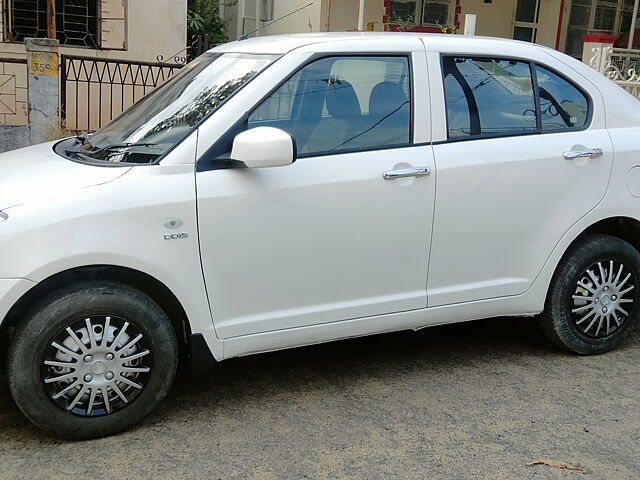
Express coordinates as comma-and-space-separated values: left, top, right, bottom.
231, 127, 296, 168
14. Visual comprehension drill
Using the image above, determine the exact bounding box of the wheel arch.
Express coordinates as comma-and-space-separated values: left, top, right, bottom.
578, 216, 640, 253
1, 265, 193, 367
541, 216, 640, 300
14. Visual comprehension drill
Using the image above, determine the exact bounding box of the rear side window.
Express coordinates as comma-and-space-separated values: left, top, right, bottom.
248, 56, 411, 156
535, 65, 589, 130
443, 57, 537, 138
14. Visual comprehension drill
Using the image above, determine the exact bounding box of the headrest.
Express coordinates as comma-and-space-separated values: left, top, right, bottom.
325, 80, 361, 118
369, 81, 408, 117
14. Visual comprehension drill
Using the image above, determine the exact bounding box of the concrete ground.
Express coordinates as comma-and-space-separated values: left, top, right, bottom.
0, 316, 638, 479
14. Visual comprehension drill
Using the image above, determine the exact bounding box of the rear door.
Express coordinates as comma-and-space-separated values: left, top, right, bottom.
426, 53, 613, 306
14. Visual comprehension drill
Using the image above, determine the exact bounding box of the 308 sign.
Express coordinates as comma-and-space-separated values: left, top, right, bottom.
29, 52, 58, 76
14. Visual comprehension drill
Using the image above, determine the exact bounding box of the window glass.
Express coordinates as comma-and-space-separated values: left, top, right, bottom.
390, 0, 418, 23
535, 65, 589, 130
422, 1, 449, 25
249, 56, 411, 155
443, 57, 537, 138
515, 0, 539, 23
593, 0, 618, 31
6, 0, 98, 47
513, 26, 536, 42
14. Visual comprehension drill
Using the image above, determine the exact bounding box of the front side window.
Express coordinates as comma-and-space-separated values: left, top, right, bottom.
535, 65, 589, 130
248, 56, 411, 156
443, 57, 537, 138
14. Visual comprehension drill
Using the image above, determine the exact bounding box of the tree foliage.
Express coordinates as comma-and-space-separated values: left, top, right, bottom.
187, 0, 232, 44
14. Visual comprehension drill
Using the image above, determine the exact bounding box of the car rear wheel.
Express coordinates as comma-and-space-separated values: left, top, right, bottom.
540, 234, 640, 355
8, 281, 178, 439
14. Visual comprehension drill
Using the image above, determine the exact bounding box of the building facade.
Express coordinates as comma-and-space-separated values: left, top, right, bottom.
225, 0, 640, 59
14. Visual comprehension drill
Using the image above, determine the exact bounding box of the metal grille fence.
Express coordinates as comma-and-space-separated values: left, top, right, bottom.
0, 57, 28, 125
589, 45, 640, 100
61, 55, 182, 131
607, 47, 640, 99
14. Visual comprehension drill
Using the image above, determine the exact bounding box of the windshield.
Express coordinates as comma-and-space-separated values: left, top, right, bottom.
68, 52, 277, 164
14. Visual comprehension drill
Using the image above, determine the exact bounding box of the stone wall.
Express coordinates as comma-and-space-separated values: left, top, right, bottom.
0, 125, 30, 153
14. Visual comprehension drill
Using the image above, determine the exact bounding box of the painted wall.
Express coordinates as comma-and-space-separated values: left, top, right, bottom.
0, 0, 187, 62
323, 0, 386, 32
459, 0, 515, 39
228, 0, 325, 40
263, 0, 324, 34
537, 0, 564, 48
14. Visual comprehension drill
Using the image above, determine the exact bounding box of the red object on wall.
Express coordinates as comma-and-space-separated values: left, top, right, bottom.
581, 33, 617, 43
555, 0, 565, 49
616, 29, 640, 48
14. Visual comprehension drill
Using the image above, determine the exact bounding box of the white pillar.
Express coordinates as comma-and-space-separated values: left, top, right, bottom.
463, 14, 476, 36
255, 0, 262, 37
236, 0, 245, 39
628, 0, 639, 49
218, 0, 225, 20
357, 0, 365, 30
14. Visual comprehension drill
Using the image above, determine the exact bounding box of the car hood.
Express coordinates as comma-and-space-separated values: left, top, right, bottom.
0, 141, 131, 210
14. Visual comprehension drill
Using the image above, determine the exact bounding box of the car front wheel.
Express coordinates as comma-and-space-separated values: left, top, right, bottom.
8, 281, 178, 439
540, 234, 640, 355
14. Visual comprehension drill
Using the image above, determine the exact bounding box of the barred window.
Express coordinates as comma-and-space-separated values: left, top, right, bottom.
4, 0, 99, 48
389, 0, 451, 26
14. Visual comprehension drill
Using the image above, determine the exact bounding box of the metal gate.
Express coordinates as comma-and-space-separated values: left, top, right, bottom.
589, 45, 640, 99
60, 55, 182, 132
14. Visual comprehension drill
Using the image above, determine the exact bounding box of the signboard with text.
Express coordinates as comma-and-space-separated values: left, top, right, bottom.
29, 51, 58, 76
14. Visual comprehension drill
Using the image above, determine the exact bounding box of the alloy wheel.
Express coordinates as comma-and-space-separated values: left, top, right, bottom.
571, 260, 636, 338
41, 315, 152, 416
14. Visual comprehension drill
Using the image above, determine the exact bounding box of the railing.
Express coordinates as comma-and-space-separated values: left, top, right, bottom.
60, 55, 183, 132
0, 57, 28, 126
589, 46, 640, 99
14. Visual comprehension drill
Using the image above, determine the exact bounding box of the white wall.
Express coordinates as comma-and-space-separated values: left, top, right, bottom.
323, 0, 386, 32
228, 0, 325, 39
0, 0, 187, 62
460, 0, 516, 40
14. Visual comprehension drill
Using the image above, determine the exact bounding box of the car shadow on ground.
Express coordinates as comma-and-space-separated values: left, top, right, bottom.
162, 315, 582, 425
1, 314, 638, 444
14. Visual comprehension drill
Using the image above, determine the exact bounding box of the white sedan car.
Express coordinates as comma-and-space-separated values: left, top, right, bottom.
1, 33, 639, 438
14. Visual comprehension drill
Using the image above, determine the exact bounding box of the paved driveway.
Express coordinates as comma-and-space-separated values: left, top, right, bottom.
1, 317, 639, 479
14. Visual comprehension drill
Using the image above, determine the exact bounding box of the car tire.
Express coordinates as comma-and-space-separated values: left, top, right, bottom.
7, 281, 178, 439
540, 234, 640, 355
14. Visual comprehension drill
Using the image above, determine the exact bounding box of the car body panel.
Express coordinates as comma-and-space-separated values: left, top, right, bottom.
0, 135, 224, 359
198, 145, 436, 339
0, 278, 36, 328
0, 141, 131, 210
427, 130, 614, 305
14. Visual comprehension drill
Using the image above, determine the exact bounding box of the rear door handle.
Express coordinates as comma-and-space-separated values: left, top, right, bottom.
383, 166, 431, 180
563, 148, 603, 160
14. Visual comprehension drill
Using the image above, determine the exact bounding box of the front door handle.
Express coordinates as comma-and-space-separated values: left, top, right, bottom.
563, 148, 603, 160
383, 166, 431, 180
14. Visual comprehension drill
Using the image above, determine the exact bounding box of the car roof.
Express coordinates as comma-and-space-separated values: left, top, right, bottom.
210, 32, 545, 55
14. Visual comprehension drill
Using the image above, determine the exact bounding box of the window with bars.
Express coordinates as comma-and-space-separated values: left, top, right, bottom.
4, 0, 99, 48
389, 0, 451, 26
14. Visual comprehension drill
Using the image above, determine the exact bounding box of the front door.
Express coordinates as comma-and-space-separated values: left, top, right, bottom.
427, 55, 613, 306
197, 53, 435, 339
